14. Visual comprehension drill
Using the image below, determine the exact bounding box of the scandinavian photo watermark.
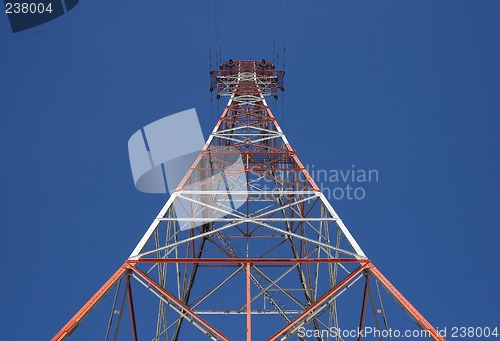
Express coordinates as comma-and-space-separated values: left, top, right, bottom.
253, 164, 380, 201
306, 164, 379, 201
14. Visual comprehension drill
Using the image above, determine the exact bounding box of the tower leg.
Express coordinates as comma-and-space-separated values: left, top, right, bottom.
126, 274, 139, 341
357, 272, 370, 341
368, 264, 445, 341
246, 262, 252, 341
51, 265, 129, 341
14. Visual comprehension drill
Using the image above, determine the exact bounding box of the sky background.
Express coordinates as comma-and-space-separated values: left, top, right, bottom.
1, 1, 499, 340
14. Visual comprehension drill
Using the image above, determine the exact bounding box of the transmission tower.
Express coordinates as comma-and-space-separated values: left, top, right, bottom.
52, 60, 445, 341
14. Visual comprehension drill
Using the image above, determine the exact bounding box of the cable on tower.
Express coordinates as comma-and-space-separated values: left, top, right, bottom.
272, 0, 289, 128
217, 0, 222, 64
215, 0, 222, 67
272, 0, 279, 67
275, 0, 282, 69
281, 85, 285, 128
282, 0, 289, 70
208, 1, 214, 129
208, 0, 213, 70
212, 0, 219, 69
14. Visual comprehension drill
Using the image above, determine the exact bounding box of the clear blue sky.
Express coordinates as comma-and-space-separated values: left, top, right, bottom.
1, 1, 499, 340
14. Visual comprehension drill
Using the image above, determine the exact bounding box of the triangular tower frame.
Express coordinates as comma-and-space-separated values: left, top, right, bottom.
52, 60, 445, 341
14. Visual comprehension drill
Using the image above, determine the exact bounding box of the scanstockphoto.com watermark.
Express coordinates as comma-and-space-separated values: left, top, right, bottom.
298, 326, 499, 339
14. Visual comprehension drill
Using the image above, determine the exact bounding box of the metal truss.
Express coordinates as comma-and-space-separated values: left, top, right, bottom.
51, 60, 445, 341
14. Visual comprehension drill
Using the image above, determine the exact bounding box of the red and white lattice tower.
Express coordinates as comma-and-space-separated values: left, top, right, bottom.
52, 60, 445, 341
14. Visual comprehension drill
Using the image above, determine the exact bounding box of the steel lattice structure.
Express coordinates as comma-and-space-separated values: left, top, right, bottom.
52, 60, 445, 341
